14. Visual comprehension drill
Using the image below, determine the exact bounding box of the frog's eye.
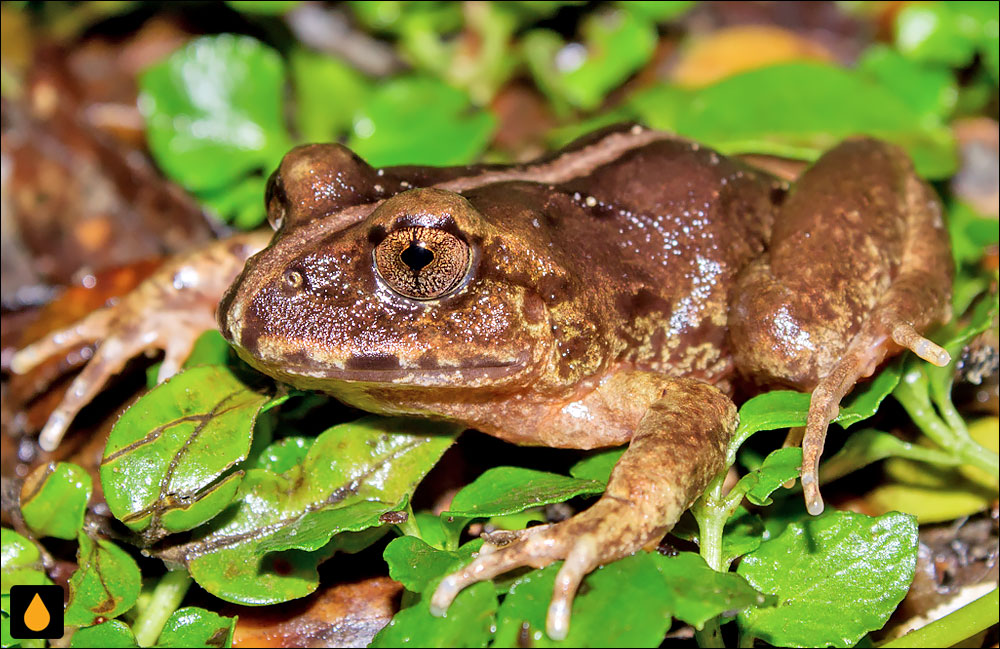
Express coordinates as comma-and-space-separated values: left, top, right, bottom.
265, 170, 287, 231
373, 227, 471, 300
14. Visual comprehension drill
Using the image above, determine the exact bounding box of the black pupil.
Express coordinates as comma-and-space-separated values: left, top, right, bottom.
400, 243, 434, 272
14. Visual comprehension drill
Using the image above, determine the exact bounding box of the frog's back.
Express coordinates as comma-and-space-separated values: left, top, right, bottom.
460, 134, 781, 385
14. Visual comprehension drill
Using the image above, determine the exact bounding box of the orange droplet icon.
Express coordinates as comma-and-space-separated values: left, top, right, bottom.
24, 593, 51, 632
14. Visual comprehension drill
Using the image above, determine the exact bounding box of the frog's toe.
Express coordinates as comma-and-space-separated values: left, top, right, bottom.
36, 330, 156, 451
481, 523, 552, 550
547, 534, 601, 640
432, 518, 612, 640
431, 525, 569, 618
10, 309, 113, 375
890, 320, 950, 367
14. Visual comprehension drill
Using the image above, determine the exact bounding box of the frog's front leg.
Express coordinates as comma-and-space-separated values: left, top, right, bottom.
729, 139, 953, 515
11, 231, 271, 451
431, 374, 735, 640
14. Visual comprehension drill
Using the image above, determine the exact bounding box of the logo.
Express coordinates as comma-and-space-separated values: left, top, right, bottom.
8, 585, 64, 639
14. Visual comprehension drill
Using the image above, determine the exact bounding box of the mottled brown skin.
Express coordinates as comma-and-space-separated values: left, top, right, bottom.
14, 125, 953, 639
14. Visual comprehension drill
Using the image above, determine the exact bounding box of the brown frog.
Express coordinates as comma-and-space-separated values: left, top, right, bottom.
13, 124, 953, 639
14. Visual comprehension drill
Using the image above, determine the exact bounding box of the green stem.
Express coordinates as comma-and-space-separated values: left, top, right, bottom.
879, 587, 998, 648
131, 570, 192, 647
694, 474, 728, 573
894, 378, 999, 478
395, 501, 424, 540
692, 471, 733, 648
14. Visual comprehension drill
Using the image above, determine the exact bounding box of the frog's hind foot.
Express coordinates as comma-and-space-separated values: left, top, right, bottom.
801, 311, 950, 515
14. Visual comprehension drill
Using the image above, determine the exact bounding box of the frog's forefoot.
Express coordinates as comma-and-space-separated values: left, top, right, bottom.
11, 234, 269, 451
12, 302, 213, 451
430, 504, 623, 641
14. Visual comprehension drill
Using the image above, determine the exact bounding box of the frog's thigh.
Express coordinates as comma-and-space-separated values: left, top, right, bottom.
432, 375, 735, 640
728, 139, 953, 514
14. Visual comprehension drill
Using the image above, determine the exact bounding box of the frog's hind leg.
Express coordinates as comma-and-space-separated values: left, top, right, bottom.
729, 138, 953, 515
432, 376, 735, 640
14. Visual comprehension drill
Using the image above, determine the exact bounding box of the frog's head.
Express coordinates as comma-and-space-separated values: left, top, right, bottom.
219, 186, 560, 398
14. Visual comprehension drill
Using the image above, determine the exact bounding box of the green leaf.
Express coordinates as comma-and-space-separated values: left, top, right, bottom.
719, 507, 766, 564
252, 436, 314, 473
734, 447, 802, 507
442, 467, 603, 543
226, 0, 300, 15
2, 600, 16, 649
858, 45, 957, 120
413, 512, 449, 550
70, 620, 137, 648
140, 34, 292, 223
493, 558, 667, 648
837, 358, 904, 427
949, 202, 1000, 267
383, 536, 483, 593
199, 174, 269, 229
569, 448, 624, 483
655, 552, 772, 630
737, 511, 918, 648
669, 508, 766, 577
350, 1, 462, 34
348, 76, 495, 167
101, 366, 273, 539
0, 528, 52, 594
525, 9, 656, 111
893, 2, 977, 67
20, 462, 92, 540
631, 63, 957, 178
821, 428, 961, 485
156, 607, 236, 648
372, 581, 497, 648
65, 532, 142, 627
730, 360, 901, 462
492, 552, 767, 647
182, 331, 236, 369
180, 417, 457, 605
619, 0, 695, 22
290, 49, 369, 142
375, 536, 496, 647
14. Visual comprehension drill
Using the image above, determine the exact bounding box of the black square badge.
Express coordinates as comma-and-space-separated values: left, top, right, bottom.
9, 585, 64, 639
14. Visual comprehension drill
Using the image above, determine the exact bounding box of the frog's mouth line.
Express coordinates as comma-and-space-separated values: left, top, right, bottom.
235, 345, 531, 386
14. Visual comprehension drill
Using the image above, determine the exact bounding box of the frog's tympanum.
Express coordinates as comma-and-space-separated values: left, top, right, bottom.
14, 125, 952, 639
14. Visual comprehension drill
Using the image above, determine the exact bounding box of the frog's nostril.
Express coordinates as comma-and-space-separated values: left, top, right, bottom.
283, 269, 304, 289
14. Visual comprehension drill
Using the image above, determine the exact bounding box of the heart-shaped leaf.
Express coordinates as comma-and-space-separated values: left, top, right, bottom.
20, 462, 92, 540
737, 510, 918, 647
174, 417, 457, 605
65, 532, 142, 627
101, 366, 275, 541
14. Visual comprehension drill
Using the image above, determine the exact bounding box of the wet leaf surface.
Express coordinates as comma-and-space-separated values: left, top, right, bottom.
100, 366, 273, 539
441, 467, 603, 544
738, 511, 919, 648
70, 619, 138, 648
0, 528, 52, 593
65, 531, 142, 627
176, 417, 457, 605
19, 461, 92, 540
492, 552, 768, 647
156, 607, 236, 648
